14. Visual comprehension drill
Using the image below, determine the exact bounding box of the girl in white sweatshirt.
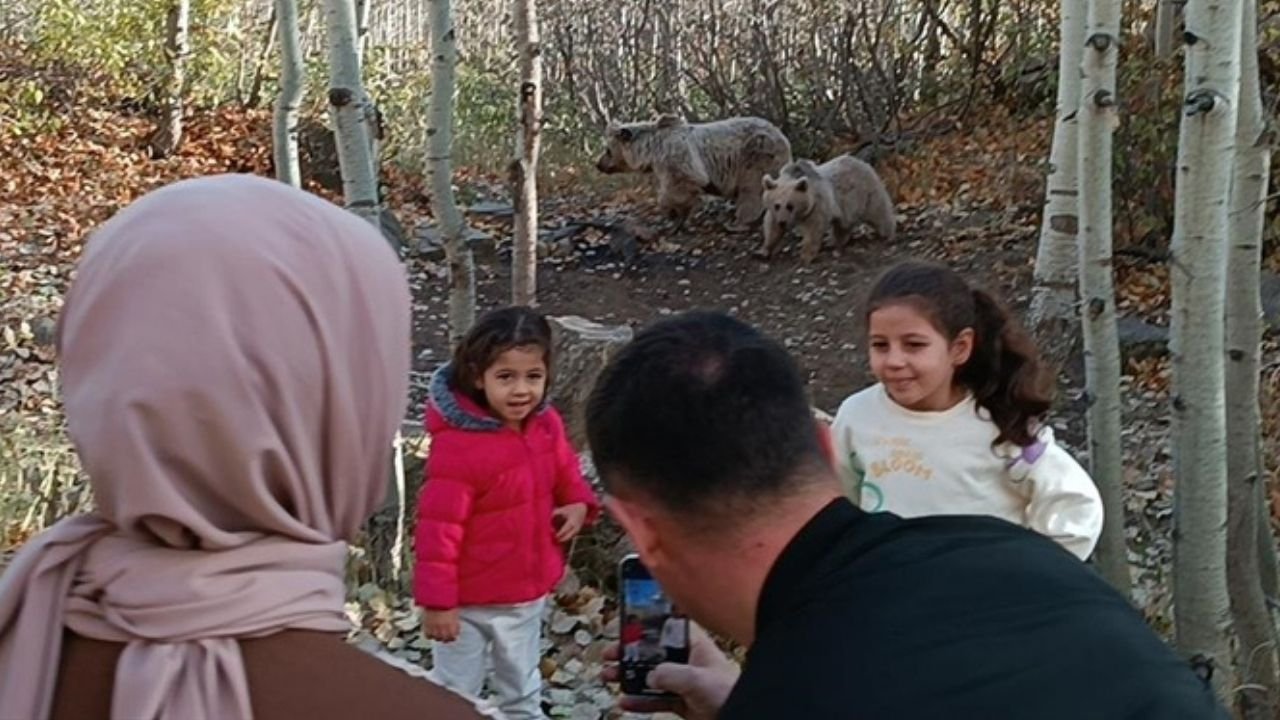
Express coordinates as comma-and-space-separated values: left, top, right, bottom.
830, 261, 1104, 560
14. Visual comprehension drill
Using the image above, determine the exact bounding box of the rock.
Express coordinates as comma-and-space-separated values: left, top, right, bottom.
547, 688, 577, 705
415, 224, 491, 259
394, 612, 422, 632
30, 316, 57, 347
1261, 271, 1280, 330
555, 569, 583, 598
1117, 315, 1168, 359
583, 639, 610, 663
1110, 272, 1279, 360
540, 656, 559, 679
380, 206, 406, 252
466, 200, 515, 217
297, 118, 342, 192
548, 316, 634, 450
551, 611, 582, 635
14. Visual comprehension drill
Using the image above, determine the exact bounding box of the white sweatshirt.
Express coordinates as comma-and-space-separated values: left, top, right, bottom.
830, 383, 1104, 560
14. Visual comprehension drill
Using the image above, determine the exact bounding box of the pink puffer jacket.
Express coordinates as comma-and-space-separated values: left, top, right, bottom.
413, 364, 600, 610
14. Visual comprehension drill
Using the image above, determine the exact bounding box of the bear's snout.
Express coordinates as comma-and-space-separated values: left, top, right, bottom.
596, 154, 619, 173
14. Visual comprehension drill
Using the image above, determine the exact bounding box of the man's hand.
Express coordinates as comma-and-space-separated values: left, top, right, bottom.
604, 623, 741, 720
552, 502, 589, 542
424, 608, 461, 642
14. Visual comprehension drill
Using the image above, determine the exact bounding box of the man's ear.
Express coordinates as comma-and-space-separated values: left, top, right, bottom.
605, 494, 666, 570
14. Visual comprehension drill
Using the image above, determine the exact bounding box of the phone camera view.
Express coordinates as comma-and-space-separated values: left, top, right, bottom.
620, 572, 689, 696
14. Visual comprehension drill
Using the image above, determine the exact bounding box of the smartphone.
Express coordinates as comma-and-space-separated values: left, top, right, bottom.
617, 553, 690, 697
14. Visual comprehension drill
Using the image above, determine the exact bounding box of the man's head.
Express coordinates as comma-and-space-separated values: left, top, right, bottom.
587, 311, 840, 641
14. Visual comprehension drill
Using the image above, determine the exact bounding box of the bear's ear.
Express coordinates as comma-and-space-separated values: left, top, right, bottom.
795, 179, 808, 193
762, 175, 777, 190
656, 114, 685, 129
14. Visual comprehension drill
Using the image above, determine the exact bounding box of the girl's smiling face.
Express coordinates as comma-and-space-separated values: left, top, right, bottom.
867, 301, 973, 412
476, 345, 548, 429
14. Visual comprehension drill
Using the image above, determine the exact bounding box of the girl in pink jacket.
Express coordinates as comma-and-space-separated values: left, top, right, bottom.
414, 306, 599, 719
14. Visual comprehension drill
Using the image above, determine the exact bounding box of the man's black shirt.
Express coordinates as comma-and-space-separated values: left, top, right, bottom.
718, 499, 1227, 719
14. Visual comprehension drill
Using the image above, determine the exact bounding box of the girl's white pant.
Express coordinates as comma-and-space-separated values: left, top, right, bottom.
429, 597, 545, 720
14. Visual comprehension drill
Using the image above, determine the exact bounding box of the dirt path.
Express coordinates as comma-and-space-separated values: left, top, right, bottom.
407, 198, 1040, 416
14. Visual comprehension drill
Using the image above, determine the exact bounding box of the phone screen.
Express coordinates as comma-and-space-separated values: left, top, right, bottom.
618, 554, 689, 696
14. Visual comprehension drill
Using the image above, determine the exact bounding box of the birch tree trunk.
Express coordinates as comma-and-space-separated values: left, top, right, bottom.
325, 0, 383, 231
1225, 0, 1278, 714
1155, 0, 1181, 58
151, 0, 190, 159
1077, 0, 1129, 595
1260, 499, 1280, 603
1028, 0, 1085, 368
511, 0, 543, 306
246, 6, 279, 108
656, 0, 685, 113
1169, 0, 1243, 701
428, 0, 476, 343
274, 0, 305, 187
356, 0, 372, 66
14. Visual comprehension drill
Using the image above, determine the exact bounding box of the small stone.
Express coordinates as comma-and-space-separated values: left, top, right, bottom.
394, 613, 421, 632
556, 569, 583, 597
552, 612, 581, 635
580, 595, 605, 618
547, 688, 577, 705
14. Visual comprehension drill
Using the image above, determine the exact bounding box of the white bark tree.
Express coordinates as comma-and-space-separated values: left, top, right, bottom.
1154, 0, 1182, 59
1028, 0, 1085, 367
1076, 0, 1129, 595
1169, 0, 1243, 701
356, 0, 373, 65
428, 0, 476, 342
151, 0, 190, 159
324, 0, 383, 231
1260, 500, 1280, 606
656, 0, 685, 113
1225, 0, 1278, 715
274, 0, 305, 187
245, 6, 279, 108
511, 0, 543, 306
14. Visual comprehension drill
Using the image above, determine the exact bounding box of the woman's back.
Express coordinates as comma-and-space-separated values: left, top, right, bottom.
0, 174, 494, 720
51, 631, 494, 720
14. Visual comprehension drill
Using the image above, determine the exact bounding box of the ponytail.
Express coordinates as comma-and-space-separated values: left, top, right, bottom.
960, 288, 1051, 447
866, 261, 1053, 447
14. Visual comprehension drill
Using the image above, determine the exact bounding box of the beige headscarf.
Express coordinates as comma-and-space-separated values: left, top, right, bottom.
0, 174, 411, 719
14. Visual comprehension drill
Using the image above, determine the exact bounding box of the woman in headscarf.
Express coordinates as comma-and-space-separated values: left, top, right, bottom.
0, 174, 501, 720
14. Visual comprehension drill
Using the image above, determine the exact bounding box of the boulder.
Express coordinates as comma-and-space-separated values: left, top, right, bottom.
548, 316, 634, 450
